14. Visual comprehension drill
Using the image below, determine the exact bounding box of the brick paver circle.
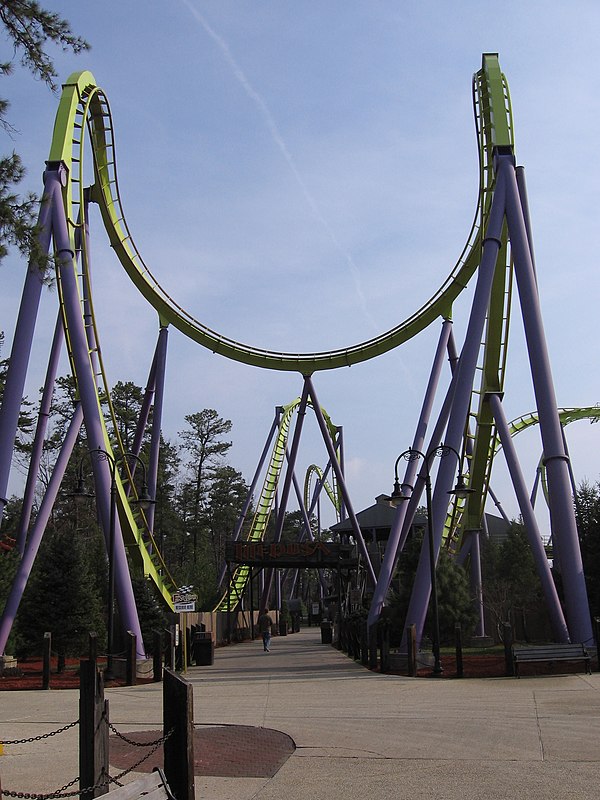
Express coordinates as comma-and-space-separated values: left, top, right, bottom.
109, 725, 296, 777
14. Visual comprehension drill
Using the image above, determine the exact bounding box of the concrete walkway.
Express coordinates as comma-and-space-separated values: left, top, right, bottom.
2, 627, 600, 799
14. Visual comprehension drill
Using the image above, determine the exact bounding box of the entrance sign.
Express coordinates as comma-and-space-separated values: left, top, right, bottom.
225, 540, 357, 569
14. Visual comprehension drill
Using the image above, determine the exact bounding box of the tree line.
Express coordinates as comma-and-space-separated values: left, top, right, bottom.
0, 352, 253, 657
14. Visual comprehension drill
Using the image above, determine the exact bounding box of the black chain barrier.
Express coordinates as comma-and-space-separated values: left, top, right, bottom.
1, 720, 79, 746
2, 723, 176, 800
106, 720, 170, 748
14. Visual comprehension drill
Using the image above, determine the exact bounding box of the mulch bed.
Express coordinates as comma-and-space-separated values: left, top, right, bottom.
2, 652, 595, 690
0, 657, 154, 690
419, 653, 507, 678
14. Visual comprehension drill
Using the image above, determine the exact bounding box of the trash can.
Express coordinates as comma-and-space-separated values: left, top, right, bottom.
192, 632, 214, 665
320, 621, 332, 644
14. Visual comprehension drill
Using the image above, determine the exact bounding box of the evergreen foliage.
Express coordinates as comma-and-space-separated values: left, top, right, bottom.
0, 1, 89, 267
481, 522, 545, 637
575, 480, 600, 618
387, 530, 477, 646
130, 576, 168, 655
15, 527, 105, 658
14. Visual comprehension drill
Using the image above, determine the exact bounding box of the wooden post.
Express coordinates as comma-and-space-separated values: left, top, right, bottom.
455, 623, 464, 678
594, 617, 600, 672
503, 622, 514, 677
88, 632, 98, 665
164, 627, 174, 669
153, 630, 163, 682
227, 561, 232, 644
181, 613, 188, 672
126, 631, 137, 686
368, 623, 378, 670
42, 632, 51, 690
380, 618, 390, 674
79, 659, 109, 797
163, 668, 195, 800
249, 567, 254, 639
407, 623, 417, 677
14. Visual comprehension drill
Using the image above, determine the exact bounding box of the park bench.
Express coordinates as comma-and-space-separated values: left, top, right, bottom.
512, 643, 592, 677
105, 768, 176, 800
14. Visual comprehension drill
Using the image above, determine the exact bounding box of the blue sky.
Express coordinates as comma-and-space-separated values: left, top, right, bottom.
2, 1, 600, 529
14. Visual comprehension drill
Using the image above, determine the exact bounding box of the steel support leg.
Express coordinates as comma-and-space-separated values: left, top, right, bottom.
305, 375, 377, 588
368, 317, 453, 629
0, 405, 83, 654
403, 159, 508, 647
488, 393, 569, 641
145, 325, 168, 533
0, 181, 53, 524
50, 166, 144, 656
16, 313, 64, 554
259, 382, 310, 611
504, 164, 592, 645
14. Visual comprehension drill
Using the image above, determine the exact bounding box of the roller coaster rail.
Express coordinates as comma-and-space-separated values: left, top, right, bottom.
0, 53, 594, 658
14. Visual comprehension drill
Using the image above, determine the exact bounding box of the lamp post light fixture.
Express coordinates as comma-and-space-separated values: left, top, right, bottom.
391, 445, 472, 677
73, 448, 154, 681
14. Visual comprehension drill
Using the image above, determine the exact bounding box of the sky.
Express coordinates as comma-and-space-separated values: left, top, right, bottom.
1, 0, 600, 532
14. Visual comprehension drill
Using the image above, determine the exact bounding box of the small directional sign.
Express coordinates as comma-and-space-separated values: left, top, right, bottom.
174, 601, 196, 613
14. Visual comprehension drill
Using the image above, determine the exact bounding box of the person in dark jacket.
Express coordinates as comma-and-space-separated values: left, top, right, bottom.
258, 608, 274, 652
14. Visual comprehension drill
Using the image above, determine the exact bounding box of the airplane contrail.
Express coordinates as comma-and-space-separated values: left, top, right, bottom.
181, 0, 379, 331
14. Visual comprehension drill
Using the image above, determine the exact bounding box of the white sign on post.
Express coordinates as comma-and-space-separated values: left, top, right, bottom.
174, 601, 196, 613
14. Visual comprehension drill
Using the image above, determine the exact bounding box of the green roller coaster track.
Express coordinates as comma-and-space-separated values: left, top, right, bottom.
46, 54, 513, 608
441, 406, 600, 551
503, 406, 600, 506
304, 465, 341, 521
213, 399, 340, 613
49, 54, 510, 374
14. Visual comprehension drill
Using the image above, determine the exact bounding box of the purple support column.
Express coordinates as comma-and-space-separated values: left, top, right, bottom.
368, 318, 453, 629
448, 326, 487, 635
259, 383, 310, 611
530, 467, 541, 509
0, 405, 83, 654
468, 530, 485, 637
305, 376, 377, 587
487, 485, 511, 525
504, 164, 592, 645
130, 345, 157, 468
80, 192, 101, 375
146, 325, 168, 533
286, 450, 329, 595
488, 393, 569, 641
16, 313, 64, 554
287, 449, 316, 539
337, 426, 346, 522
515, 166, 537, 279
403, 159, 508, 647
396, 367, 458, 548
50, 172, 144, 657
0, 178, 54, 524
217, 410, 281, 588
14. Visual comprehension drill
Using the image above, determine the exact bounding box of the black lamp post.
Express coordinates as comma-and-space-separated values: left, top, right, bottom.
391, 444, 472, 677
73, 449, 154, 680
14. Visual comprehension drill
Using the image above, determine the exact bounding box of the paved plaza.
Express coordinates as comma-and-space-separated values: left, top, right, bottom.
2, 626, 600, 799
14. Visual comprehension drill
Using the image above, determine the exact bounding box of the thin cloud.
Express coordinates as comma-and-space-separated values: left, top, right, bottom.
181, 0, 378, 331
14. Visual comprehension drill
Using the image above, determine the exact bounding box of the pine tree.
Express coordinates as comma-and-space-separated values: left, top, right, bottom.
0, 1, 89, 267
178, 409, 232, 563
130, 576, 167, 655
575, 480, 600, 618
16, 527, 105, 659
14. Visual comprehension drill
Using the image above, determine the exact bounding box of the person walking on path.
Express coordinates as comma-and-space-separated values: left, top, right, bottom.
258, 608, 274, 652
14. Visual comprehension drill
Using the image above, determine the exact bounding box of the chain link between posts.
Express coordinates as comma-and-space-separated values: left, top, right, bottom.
1, 718, 176, 800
